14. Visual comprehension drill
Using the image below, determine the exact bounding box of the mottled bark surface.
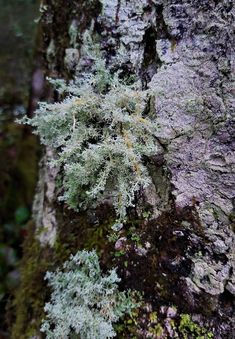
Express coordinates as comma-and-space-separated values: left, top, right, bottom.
12, 1, 234, 338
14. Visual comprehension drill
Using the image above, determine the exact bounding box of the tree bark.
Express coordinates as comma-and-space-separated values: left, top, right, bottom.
11, 1, 235, 338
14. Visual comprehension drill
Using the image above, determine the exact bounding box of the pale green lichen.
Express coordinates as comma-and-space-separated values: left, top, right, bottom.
21, 54, 160, 220
41, 250, 137, 339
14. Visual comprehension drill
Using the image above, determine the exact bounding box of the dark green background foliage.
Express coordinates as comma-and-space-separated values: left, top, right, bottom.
0, 0, 38, 103
0, 0, 39, 336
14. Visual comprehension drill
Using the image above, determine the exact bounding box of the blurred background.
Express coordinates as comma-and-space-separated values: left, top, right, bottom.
0, 0, 39, 335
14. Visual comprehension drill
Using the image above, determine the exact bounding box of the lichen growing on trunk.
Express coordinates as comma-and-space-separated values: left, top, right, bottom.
21, 55, 162, 221
11, 0, 235, 338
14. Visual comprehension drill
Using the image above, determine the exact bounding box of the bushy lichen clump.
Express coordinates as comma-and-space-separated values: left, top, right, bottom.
41, 250, 136, 339
22, 58, 159, 219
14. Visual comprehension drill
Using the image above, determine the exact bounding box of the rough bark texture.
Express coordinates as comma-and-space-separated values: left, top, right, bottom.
11, 1, 235, 338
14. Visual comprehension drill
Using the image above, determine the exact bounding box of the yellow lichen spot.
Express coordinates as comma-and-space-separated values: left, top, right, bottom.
133, 161, 141, 175
137, 117, 148, 124
123, 130, 132, 149
118, 192, 123, 204
74, 98, 86, 105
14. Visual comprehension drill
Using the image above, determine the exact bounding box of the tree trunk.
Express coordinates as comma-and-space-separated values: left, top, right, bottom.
11, 1, 235, 338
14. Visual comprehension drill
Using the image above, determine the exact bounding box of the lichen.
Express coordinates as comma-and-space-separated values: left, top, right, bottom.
21, 52, 161, 221
41, 250, 137, 339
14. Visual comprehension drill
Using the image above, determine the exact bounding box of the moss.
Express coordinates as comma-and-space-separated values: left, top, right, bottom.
179, 314, 214, 339
84, 220, 113, 252
110, 211, 203, 309
55, 205, 116, 262
149, 323, 164, 337
11, 222, 52, 338
11, 204, 217, 338
115, 305, 214, 339
10, 192, 217, 337
114, 303, 141, 338
11, 220, 75, 338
